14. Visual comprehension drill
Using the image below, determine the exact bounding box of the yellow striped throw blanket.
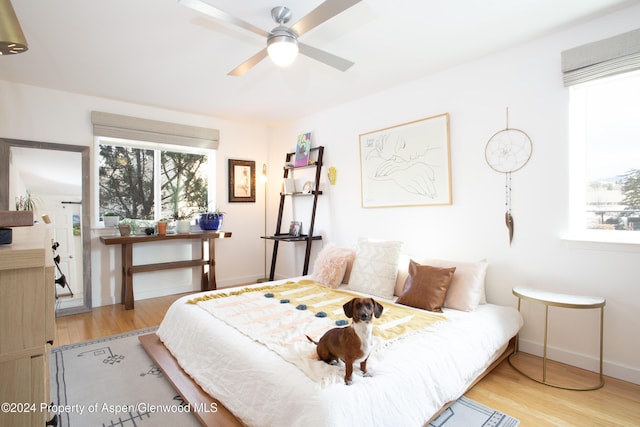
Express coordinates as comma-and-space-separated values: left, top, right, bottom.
188, 280, 446, 386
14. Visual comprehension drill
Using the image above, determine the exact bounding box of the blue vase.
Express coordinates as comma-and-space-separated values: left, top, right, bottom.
199, 213, 223, 231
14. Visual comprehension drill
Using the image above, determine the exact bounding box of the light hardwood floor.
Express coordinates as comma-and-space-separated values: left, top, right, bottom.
54, 294, 640, 426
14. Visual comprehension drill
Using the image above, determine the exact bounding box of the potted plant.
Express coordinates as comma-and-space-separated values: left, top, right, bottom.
172, 212, 192, 234
118, 218, 136, 237
103, 212, 120, 227
199, 208, 224, 231
15, 193, 36, 211
156, 219, 168, 235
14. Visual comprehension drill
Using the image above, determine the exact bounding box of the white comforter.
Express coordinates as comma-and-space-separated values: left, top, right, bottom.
156, 278, 523, 427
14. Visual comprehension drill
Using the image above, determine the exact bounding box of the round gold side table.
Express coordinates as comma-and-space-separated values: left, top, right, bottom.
509, 286, 605, 390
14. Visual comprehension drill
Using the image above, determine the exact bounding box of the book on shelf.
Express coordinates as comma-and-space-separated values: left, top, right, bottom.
294, 133, 311, 167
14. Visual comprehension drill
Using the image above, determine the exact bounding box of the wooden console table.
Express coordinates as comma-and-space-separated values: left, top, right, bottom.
100, 231, 231, 310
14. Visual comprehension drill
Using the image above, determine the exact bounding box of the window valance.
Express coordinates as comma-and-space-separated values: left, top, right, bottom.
561, 28, 640, 86
91, 111, 219, 149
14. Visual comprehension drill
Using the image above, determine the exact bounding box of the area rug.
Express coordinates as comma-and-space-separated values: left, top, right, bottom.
429, 396, 520, 427
50, 327, 520, 427
49, 327, 200, 427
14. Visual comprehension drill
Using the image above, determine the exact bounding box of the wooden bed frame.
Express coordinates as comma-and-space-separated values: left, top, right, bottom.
139, 333, 516, 427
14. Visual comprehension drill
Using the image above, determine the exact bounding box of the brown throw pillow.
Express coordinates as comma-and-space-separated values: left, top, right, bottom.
396, 260, 456, 312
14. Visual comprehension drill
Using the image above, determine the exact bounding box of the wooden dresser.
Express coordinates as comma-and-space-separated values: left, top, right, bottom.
0, 225, 55, 426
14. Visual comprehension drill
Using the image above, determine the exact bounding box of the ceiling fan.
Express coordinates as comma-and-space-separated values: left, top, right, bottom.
179, 0, 361, 76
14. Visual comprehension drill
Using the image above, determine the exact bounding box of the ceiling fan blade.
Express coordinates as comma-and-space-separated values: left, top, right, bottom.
290, 0, 362, 37
298, 43, 354, 72
179, 0, 269, 38
228, 48, 269, 76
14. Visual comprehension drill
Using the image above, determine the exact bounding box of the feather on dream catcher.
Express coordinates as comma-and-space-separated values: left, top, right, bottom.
485, 108, 532, 245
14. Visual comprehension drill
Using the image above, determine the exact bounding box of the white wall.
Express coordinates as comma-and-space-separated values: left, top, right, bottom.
0, 81, 272, 307
2, 4, 638, 385
269, 5, 640, 384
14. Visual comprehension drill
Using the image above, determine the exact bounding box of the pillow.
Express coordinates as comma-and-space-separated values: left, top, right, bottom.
395, 255, 487, 311
311, 243, 355, 288
441, 259, 487, 311
348, 239, 402, 299
396, 260, 456, 312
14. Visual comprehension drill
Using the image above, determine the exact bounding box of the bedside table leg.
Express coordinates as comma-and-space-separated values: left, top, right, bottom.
543, 305, 549, 383
599, 306, 604, 386
514, 297, 521, 353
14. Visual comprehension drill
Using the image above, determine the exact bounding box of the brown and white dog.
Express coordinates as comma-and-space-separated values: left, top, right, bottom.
306, 297, 383, 385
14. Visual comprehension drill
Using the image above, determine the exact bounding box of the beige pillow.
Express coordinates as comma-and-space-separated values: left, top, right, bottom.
395, 255, 487, 311
312, 243, 355, 288
348, 239, 402, 299
396, 260, 456, 312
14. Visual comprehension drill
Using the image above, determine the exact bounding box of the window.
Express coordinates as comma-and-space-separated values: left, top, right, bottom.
563, 28, 640, 243
98, 138, 215, 222
568, 70, 640, 238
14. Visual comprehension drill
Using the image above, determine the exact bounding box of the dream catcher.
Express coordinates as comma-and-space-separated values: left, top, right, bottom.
485, 108, 532, 245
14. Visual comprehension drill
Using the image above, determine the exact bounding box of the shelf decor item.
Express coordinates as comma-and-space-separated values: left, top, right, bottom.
176, 219, 191, 234
199, 210, 224, 231
295, 132, 311, 167
157, 220, 168, 235
283, 178, 296, 194
119, 223, 131, 237
302, 181, 313, 194
103, 212, 120, 227
289, 221, 302, 237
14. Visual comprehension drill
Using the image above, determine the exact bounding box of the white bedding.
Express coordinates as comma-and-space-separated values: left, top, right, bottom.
156, 277, 523, 427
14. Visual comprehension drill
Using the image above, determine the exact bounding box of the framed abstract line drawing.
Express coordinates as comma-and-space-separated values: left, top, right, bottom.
359, 113, 451, 208
228, 159, 256, 203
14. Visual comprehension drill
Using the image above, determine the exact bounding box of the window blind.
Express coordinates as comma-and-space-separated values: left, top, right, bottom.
561, 28, 640, 86
91, 111, 219, 149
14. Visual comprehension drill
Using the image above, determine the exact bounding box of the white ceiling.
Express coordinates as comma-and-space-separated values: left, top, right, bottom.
2, 0, 637, 126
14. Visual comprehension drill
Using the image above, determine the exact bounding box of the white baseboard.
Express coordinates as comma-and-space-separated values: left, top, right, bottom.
94, 275, 264, 308
518, 338, 640, 385
134, 283, 200, 301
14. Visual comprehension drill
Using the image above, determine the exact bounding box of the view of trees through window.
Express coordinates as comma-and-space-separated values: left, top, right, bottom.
99, 143, 209, 221
575, 70, 640, 231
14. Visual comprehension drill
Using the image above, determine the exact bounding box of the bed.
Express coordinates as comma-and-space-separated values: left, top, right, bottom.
141, 242, 523, 426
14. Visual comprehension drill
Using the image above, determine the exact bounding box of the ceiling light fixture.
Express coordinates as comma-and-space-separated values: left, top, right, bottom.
0, 0, 28, 56
267, 29, 298, 67
266, 7, 298, 67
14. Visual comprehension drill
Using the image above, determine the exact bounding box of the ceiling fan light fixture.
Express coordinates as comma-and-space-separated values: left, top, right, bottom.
267, 32, 299, 67
0, 0, 28, 56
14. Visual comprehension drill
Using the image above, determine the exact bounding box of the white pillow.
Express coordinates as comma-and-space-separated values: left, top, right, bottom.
348, 239, 402, 299
311, 243, 355, 288
395, 255, 488, 311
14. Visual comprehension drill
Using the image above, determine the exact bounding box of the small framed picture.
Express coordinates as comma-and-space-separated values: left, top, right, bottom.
289, 221, 302, 237
228, 159, 256, 203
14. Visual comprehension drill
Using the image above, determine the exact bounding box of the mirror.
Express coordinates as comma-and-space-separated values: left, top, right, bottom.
0, 138, 91, 315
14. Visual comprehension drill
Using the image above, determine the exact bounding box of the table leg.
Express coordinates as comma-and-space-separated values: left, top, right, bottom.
121, 243, 134, 310
207, 238, 216, 291
599, 306, 604, 385
515, 297, 521, 352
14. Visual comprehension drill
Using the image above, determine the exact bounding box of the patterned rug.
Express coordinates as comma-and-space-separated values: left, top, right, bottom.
50, 327, 519, 427
429, 396, 520, 427
49, 327, 199, 427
